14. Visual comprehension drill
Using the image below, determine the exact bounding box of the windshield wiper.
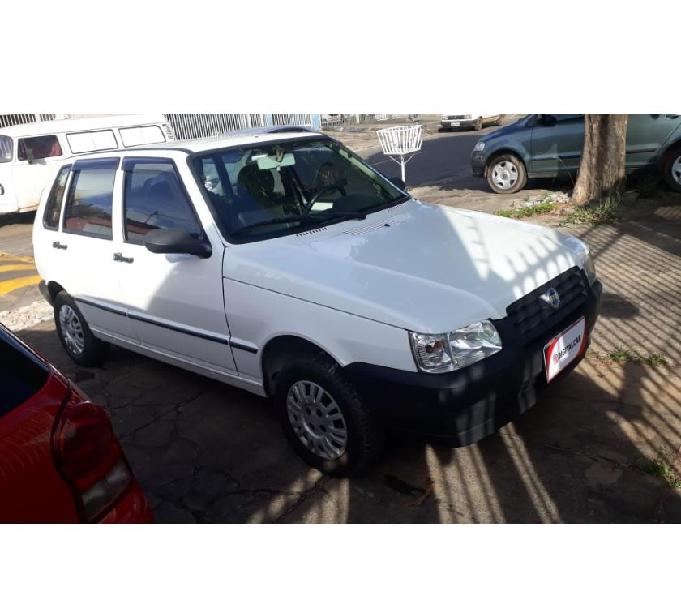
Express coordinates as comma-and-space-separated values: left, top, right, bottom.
230, 211, 366, 238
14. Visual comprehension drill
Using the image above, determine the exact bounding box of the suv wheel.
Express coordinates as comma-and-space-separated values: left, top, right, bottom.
274, 352, 384, 477
54, 292, 107, 367
486, 154, 528, 194
662, 147, 681, 193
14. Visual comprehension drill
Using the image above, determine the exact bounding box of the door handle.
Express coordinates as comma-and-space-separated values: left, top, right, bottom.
52, 241, 68, 250
113, 252, 134, 264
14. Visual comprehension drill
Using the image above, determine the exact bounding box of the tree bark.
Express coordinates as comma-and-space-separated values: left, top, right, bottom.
572, 114, 628, 205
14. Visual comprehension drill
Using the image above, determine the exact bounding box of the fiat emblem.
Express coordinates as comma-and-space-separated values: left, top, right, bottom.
540, 288, 561, 309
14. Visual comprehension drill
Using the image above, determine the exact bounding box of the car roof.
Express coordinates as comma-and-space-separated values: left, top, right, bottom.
65, 127, 328, 161
0, 114, 168, 137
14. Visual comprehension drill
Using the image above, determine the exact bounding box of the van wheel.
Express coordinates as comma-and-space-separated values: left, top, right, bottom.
662, 147, 681, 192
486, 154, 528, 194
274, 352, 384, 477
54, 292, 107, 367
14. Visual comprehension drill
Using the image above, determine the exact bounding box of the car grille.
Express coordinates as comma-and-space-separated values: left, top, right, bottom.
444, 115, 466, 120
503, 266, 589, 345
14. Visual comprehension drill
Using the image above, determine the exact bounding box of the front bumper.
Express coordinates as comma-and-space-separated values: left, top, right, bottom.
345, 279, 602, 446
471, 151, 486, 177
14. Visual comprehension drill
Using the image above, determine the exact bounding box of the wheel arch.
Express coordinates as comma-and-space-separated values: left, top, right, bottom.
260, 334, 341, 398
485, 147, 528, 175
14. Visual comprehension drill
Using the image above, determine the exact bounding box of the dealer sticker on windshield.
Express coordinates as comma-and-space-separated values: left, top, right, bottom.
544, 316, 587, 383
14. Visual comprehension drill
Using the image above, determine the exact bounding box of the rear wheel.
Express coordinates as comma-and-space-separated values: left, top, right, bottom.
54, 292, 108, 367
486, 153, 528, 194
273, 351, 384, 477
662, 147, 681, 192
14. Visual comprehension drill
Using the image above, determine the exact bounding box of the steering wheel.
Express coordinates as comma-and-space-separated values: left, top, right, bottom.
305, 184, 346, 213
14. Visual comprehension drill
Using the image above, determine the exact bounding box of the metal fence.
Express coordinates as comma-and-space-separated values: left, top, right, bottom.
164, 114, 318, 140
0, 114, 56, 128
320, 114, 419, 129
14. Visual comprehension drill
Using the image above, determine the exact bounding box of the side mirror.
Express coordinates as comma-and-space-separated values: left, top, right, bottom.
540, 114, 557, 126
389, 176, 406, 191
144, 228, 212, 258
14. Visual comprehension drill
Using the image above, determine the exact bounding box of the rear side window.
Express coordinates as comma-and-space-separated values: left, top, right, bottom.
63, 159, 119, 239
67, 130, 118, 154
123, 159, 202, 243
120, 125, 166, 147
0, 326, 49, 418
17, 135, 63, 161
43, 165, 71, 230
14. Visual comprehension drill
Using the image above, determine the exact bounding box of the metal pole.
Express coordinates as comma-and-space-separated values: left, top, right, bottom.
401, 157, 406, 183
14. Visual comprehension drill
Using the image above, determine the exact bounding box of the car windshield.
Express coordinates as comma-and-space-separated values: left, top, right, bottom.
0, 136, 13, 163
191, 137, 407, 242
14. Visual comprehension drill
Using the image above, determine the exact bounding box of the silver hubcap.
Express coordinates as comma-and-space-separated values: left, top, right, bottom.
59, 305, 85, 355
492, 160, 519, 190
672, 156, 681, 185
286, 380, 348, 460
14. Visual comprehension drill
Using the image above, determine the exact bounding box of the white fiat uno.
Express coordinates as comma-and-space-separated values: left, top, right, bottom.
33, 126, 601, 476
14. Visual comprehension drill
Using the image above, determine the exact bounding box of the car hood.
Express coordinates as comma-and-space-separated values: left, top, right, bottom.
479, 114, 533, 145
225, 200, 582, 333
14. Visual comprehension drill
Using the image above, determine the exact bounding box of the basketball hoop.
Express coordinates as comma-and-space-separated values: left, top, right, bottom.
375, 124, 423, 184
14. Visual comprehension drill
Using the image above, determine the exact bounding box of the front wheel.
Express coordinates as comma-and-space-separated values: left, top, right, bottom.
274, 352, 384, 477
485, 154, 528, 194
662, 147, 681, 192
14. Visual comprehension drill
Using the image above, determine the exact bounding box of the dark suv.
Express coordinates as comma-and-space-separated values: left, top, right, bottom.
471, 114, 681, 194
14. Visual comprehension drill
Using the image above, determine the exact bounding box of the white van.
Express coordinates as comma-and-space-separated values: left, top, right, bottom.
0, 115, 172, 215
32, 127, 602, 476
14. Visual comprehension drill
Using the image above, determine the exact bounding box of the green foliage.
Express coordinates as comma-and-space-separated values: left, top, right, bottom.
641, 458, 681, 489
595, 347, 668, 367
561, 194, 622, 225
497, 201, 555, 219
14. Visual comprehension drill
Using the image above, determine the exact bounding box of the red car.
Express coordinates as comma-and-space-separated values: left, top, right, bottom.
0, 323, 153, 523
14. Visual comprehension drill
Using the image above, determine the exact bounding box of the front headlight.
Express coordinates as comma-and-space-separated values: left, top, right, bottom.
409, 320, 502, 374
473, 141, 485, 152
561, 234, 596, 285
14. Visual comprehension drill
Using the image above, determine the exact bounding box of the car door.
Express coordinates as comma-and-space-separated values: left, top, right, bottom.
626, 114, 681, 169
57, 157, 136, 341
530, 115, 585, 177
12, 134, 67, 211
113, 156, 236, 373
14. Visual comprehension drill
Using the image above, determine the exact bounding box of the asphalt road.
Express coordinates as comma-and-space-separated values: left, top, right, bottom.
365, 128, 489, 189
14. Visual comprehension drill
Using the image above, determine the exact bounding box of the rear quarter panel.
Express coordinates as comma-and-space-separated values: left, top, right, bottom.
0, 373, 79, 523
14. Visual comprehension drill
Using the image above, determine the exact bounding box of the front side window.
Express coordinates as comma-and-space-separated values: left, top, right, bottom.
192, 138, 406, 243
0, 135, 13, 163
123, 159, 202, 243
43, 165, 71, 230
17, 135, 63, 161
63, 159, 118, 239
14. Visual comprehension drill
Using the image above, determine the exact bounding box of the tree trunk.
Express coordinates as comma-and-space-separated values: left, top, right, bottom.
572, 114, 628, 205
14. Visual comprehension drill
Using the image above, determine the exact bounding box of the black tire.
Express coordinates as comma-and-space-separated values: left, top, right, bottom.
485, 153, 528, 194
54, 291, 108, 367
474, 117, 483, 131
662, 146, 681, 193
273, 351, 384, 477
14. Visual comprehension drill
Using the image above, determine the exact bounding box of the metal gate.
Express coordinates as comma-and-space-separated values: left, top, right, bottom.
0, 114, 56, 128
164, 114, 318, 140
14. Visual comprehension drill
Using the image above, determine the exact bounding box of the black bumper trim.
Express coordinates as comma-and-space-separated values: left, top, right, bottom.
344, 280, 602, 446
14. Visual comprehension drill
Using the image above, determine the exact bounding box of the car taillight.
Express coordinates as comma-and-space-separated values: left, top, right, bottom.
52, 387, 132, 523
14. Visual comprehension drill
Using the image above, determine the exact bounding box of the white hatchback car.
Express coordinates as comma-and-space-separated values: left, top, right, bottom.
33, 127, 602, 476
